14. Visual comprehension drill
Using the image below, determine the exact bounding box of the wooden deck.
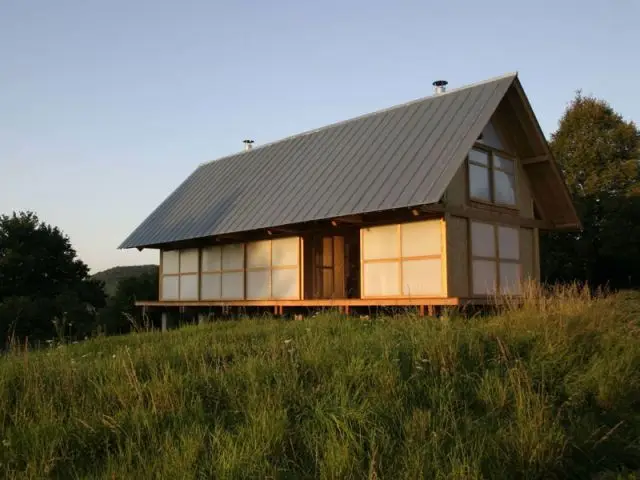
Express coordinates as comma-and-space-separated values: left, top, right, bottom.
135, 297, 507, 316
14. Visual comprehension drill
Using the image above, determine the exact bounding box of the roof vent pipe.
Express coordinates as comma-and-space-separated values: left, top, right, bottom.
243, 139, 254, 151
432, 80, 448, 94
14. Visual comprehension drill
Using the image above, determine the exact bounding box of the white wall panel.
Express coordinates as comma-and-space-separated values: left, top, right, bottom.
362, 225, 399, 260
180, 249, 199, 273
246, 241, 271, 268
402, 259, 442, 296
179, 274, 198, 300
471, 222, 495, 258
221, 272, 244, 299
162, 250, 180, 274
363, 261, 400, 297
246, 270, 270, 299
499, 263, 521, 295
271, 237, 299, 267
401, 220, 441, 257
498, 226, 520, 260
472, 260, 497, 295
200, 273, 221, 300
222, 244, 244, 270
161, 276, 179, 300
272, 268, 299, 299
201, 246, 222, 272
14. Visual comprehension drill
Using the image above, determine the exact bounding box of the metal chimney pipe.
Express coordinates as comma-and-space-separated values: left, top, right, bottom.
432, 80, 448, 94
243, 139, 254, 151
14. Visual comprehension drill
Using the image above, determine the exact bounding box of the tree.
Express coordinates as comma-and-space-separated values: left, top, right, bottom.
541, 91, 640, 288
0, 211, 106, 344
99, 268, 159, 334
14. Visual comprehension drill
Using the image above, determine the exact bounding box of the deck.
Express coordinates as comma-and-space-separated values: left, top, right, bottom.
136, 297, 504, 316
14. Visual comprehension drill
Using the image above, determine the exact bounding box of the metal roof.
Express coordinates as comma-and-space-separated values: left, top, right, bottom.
120, 73, 517, 249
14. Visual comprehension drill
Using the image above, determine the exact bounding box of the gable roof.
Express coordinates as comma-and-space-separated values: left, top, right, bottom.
119, 72, 577, 249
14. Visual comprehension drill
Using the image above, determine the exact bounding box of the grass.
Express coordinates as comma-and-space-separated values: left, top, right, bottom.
1, 286, 640, 479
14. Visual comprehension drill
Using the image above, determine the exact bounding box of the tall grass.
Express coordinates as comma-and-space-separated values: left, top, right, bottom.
1, 287, 639, 479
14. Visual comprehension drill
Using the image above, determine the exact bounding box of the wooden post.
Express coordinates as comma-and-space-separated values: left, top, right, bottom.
344, 305, 350, 315
161, 312, 168, 332
419, 305, 425, 317
427, 305, 435, 316
197, 313, 206, 325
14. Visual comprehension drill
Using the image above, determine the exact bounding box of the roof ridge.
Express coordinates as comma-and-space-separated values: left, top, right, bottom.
197, 71, 518, 168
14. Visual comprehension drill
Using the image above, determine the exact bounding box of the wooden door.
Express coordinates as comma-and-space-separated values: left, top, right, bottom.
312, 235, 346, 299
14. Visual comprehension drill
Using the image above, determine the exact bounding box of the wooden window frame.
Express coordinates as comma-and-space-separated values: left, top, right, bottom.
200, 244, 246, 300
245, 238, 301, 300
160, 248, 199, 301
469, 221, 522, 297
360, 220, 446, 299
467, 144, 518, 210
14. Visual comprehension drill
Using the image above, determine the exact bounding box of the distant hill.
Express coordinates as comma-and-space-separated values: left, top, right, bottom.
92, 264, 158, 296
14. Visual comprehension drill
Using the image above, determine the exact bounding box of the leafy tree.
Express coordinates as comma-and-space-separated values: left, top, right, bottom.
0, 211, 106, 344
541, 91, 640, 288
99, 268, 158, 334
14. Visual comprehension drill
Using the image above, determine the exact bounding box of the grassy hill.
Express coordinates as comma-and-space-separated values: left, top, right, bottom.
92, 264, 158, 296
1, 288, 639, 478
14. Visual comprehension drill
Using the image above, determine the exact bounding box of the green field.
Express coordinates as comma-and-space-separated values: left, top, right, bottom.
1, 288, 639, 479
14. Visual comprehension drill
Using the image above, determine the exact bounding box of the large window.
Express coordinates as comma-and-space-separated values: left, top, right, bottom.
361, 220, 444, 298
468, 147, 517, 207
470, 221, 521, 295
161, 248, 199, 300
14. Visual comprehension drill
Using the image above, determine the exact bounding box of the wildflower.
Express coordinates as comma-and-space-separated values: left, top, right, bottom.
112, 354, 116, 359
284, 339, 292, 344
2, 439, 10, 447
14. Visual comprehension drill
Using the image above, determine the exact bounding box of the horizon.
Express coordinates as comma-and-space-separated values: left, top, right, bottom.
2, 0, 639, 273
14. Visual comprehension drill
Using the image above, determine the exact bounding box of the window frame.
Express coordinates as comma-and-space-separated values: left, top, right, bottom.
469, 221, 522, 296
467, 144, 518, 209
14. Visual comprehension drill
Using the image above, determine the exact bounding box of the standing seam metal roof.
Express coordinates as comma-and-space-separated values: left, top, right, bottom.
119, 73, 517, 249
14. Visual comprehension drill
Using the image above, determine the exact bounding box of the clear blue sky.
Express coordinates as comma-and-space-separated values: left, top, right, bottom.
1, 0, 638, 273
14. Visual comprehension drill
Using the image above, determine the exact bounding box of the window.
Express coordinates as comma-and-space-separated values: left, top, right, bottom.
246, 237, 300, 300
470, 221, 521, 295
200, 244, 245, 300
468, 147, 516, 207
161, 248, 199, 300
361, 220, 443, 298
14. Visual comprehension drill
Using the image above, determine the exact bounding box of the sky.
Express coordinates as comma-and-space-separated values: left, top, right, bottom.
1, 0, 638, 274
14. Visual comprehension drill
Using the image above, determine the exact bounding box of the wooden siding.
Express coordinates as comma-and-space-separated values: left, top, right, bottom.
445, 215, 469, 298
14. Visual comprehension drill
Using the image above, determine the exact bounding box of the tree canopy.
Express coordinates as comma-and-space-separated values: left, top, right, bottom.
541, 92, 640, 288
0, 211, 106, 344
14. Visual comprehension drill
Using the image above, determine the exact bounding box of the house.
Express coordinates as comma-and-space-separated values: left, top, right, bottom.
119, 72, 580, 316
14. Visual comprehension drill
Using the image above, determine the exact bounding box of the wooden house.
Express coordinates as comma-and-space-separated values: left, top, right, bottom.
119, 73, 580, 315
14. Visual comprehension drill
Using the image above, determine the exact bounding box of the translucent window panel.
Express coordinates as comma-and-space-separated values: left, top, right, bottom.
499, 263, 521, 295
468, 148, 489, 166
402, 259, 442, 296
498, 226, 520, 260
471, 222, 496, 258
246, 269, 270, 299
201, 246, 222, 272
472, 260, 497, 295
271, 268, 299, 299
200, 273, 221, 300
469, 164, 491, 201
494, 154, 515, 173
222, 243, 244, 270
246, 240, 271, 268
401, 220, 441, 258
362, 225, 399, 260
162, 250, 180, 274
180, 249, 199, 273
493, 170, 516, 205
161, 276, 179, 300
221, 272, 245, 299
271, 237, 299, 267
179, 274, 199, 300
363, 261, 400, 297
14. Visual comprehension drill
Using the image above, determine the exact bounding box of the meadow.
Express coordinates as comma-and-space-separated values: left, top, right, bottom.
1, 286, 639, 479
